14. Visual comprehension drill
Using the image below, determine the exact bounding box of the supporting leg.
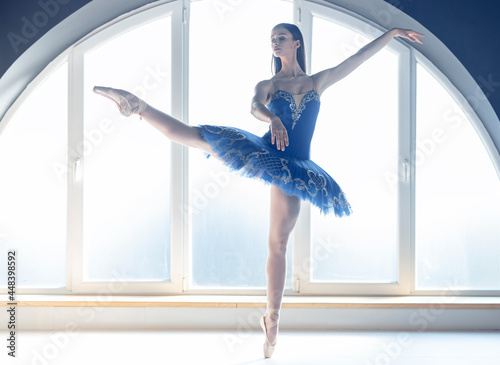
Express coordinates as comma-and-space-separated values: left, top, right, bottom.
262, 186, 301, 355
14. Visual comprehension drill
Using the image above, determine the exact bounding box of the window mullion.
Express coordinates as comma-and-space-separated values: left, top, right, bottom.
67, 47, 85, 292
291, 0, 313, 294
408, 49, 417, 294
171, 0, 188, 293
396, 45, 414, 295
71, 2, 179, 294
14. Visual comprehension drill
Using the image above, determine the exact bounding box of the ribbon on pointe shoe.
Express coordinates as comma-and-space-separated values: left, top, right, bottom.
260, 309, 280, 358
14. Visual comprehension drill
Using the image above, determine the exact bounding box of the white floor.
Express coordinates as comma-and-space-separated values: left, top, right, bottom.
2, 330, 500, 365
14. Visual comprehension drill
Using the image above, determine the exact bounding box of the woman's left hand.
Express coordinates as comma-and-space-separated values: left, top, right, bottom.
393, 28, 425, 44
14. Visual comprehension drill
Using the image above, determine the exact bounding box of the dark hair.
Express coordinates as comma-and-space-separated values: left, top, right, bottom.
272, 23, 306, 75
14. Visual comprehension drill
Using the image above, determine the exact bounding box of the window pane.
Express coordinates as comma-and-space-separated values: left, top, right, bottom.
83, 16, 172, 281
415, 63, 500, 290
189, 0, 293, 288
0, 63, 68, 288
310, 16, 399, 283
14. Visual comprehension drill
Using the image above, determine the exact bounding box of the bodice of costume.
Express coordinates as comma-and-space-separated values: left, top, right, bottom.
263, 89, 321, 159
195, 83, 352, 217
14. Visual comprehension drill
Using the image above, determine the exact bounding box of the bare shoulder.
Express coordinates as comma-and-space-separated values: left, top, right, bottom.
254, 78, 275, 93
253, 79, 275, 105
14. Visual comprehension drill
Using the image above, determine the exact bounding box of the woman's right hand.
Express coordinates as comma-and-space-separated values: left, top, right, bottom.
392, 28, 425, 44
271, 117, 289, 151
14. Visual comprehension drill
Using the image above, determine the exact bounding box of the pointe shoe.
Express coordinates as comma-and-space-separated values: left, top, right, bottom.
93, 86, 147, 117
260, 310, 280, 358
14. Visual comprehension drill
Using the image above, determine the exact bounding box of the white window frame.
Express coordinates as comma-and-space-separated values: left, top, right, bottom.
0, 53, 70, 295
68, 1, 184, 294
410, 53, 500, 296
292, 0, 412, 296
1, 0, 499, 297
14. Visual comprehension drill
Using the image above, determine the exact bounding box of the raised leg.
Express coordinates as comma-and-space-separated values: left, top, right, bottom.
140, 104, 214, 153
262, 185, 301, 355
93, 86, 215, 155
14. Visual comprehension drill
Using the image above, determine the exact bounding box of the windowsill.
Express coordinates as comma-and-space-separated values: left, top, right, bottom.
1, 295, 500, 309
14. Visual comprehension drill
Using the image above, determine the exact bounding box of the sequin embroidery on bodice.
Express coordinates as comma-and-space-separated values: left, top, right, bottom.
265, 89, 321, 159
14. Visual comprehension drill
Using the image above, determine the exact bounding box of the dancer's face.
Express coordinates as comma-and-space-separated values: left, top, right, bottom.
270, 27, 299, 58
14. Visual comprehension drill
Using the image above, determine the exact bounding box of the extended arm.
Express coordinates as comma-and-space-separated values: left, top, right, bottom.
313, 28, 424, 94
250, 80, 289, 151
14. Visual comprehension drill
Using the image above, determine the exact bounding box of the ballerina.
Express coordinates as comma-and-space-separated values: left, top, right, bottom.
93, 23, 424, 358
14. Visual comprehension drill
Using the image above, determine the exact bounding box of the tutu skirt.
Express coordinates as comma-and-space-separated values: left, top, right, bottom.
197, 125, 352, 217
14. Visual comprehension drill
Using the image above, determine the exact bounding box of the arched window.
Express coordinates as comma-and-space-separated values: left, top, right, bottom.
1, 0, 499, 296
0, 60, 68, 289
188, 0, 293, 290
308, 9, 402, 293
415, 61, 500, 291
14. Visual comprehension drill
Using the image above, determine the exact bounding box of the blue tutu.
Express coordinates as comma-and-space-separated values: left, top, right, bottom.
197, 89, 352, 217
